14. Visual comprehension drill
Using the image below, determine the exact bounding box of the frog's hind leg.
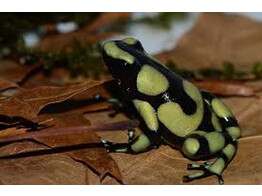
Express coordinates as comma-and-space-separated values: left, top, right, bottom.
201, 90, 242, 141
182, 131, 237, 184
102, 132, 157, 154
182, 90, 241, 184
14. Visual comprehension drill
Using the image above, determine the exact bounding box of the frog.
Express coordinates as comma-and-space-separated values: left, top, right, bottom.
101, 37, 241, 184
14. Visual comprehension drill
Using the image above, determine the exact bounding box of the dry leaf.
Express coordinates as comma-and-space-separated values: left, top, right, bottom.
156, 13, 262, 71
36, 132, 122, 181
0, 80, 106, 124
0, 114, 139, 182
0, 77, 18, 92
38, 32, 117, 51
192, 79, 260, 97
0, 141, 88, 185
18, 80, 105, 113
0, 127, 27, 138
0, 97, 38, 121
0, 60, 41, 84
83, 12, 131, 33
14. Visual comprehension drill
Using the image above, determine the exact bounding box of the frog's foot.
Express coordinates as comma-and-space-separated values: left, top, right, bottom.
107, 97, 127, 117
107, 98, 124, 109
183, 163, 224, 185
93, 94, 125, 115
101, 139, 130, 153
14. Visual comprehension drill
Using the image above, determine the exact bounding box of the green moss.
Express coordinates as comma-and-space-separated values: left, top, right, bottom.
252, 61, 262, 78
19, 40, 106, 78
222, 61, 235, 79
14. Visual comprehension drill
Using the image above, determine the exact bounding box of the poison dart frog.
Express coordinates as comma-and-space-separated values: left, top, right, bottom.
101, 37, 241, 184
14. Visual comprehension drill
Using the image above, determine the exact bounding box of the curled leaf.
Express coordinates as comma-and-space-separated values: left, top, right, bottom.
0, 80, 107, 125
192, 79, 260, 97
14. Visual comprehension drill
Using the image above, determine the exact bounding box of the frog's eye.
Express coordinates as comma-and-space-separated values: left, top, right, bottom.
122, 37, 144, 52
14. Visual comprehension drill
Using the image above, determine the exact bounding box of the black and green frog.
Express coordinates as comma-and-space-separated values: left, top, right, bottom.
101, 37, 241, 184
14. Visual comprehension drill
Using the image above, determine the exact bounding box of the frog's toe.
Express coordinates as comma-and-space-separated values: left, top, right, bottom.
128, 128, 135, 142
183, 163, 224, 184
187, 163, 204, 170
101, 139, 115, 152
183, 171, 206, 182
108, 98, 124, 109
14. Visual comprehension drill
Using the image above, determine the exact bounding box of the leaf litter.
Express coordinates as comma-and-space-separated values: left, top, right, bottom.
0, 12, 262, 185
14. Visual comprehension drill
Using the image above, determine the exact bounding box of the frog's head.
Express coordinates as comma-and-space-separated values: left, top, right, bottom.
102, 37, 146, 94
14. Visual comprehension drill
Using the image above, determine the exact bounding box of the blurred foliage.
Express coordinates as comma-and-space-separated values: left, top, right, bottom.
0, 12, 259, 80
103, 12, 188, 33
222, 61, 235, 79
132, 12, 188, 29
165, 60, 195, 78
165, 60, 255, 80
0, 12, 189, 78
252, 62, 262, 79
19, 40, 106, 78
0, 13, 100, 50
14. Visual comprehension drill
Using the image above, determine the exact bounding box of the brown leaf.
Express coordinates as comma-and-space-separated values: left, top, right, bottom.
0, 127, 27, 138
0, 77, 18, 92
156, 13, 262, 71
83, 12, 132, 33
0, 120, 140, 145
0, 141, 88, 185
38, 32, 117, 51
0, 60, 42, 84
80, 102, 112, 113
192, 79, 260, 97
18, 80, 105, 114
21, 67, 74, 88
43, 113, 91, 128
35, 132, 122, 181
0, 80, 107, 123
0, 97, 38, 121
0, 114, 139, 182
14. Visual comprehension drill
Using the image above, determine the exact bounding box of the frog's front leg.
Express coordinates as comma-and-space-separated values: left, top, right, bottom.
94, 93, 127, 116
102, 98, 163, 154
181, 131, 237, 184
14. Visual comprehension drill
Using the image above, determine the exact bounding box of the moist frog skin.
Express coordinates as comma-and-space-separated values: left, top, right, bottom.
101, 37, 241, 184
